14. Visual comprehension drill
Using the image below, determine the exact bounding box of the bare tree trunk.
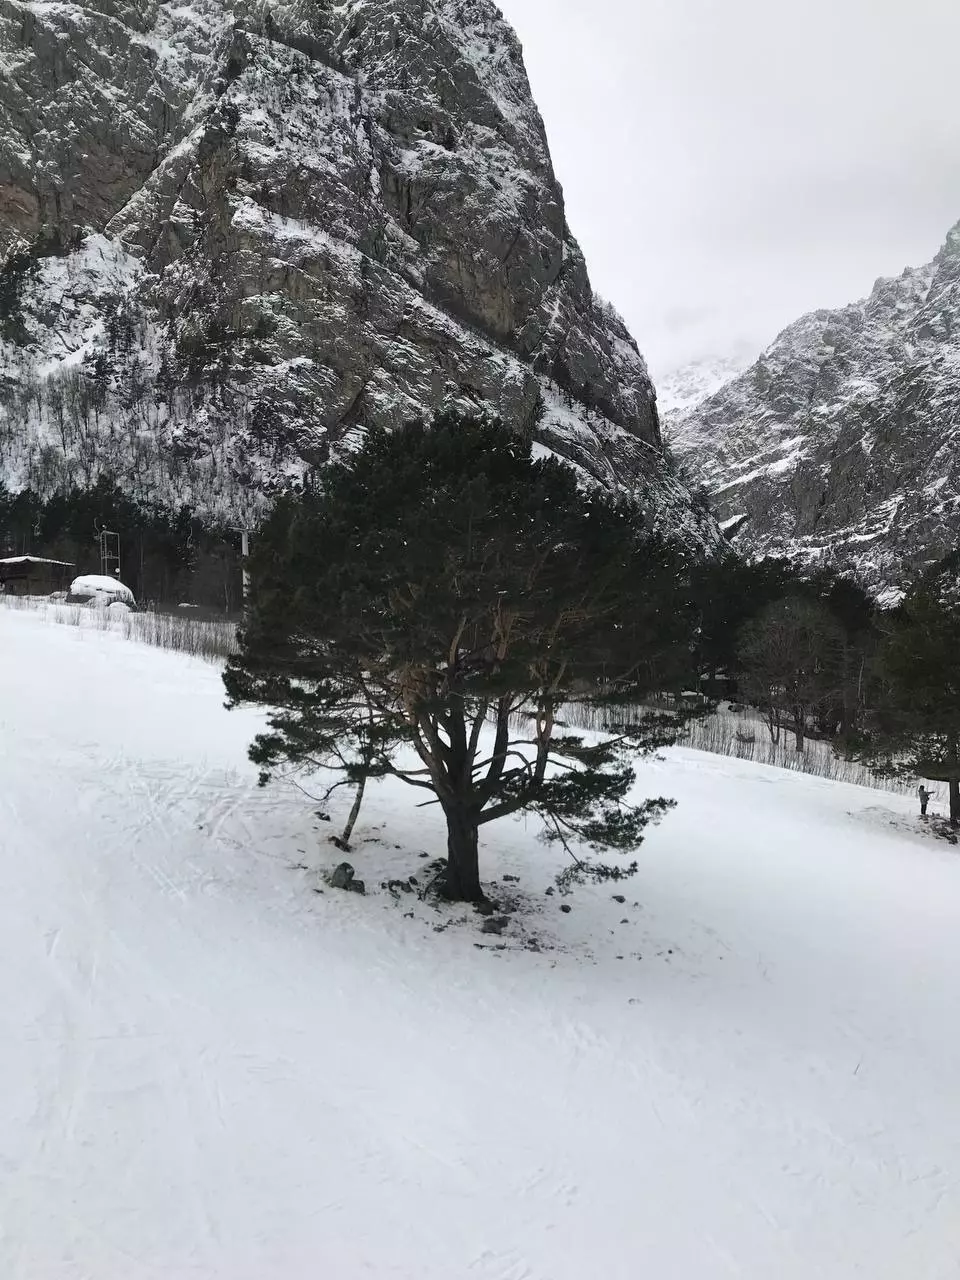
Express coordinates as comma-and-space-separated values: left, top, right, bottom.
336, 771, 367, 851
948, 740, 960, 830
764, 702, 781, 745
793, 707, 805, 754
840, 649, 860, 738
441, 803, 484, 903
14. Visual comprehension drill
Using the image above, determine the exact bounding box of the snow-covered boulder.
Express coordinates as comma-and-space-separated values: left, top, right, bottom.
66, 575, 137, 609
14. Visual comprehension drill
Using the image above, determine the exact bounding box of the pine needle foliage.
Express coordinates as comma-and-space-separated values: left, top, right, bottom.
225, 412, 697, 901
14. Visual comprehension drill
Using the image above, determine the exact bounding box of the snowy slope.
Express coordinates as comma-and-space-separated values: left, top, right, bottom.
668, 222, 960, 588
3, 606, 960, 1277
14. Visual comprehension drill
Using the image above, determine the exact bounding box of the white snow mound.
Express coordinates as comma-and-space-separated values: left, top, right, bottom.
67, 574, 137, 607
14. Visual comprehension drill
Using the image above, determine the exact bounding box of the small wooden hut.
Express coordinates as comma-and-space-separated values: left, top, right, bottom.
0, 556, 75, 597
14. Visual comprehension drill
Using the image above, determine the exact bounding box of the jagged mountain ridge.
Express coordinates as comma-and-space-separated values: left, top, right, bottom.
0, 0, 720, 548
669, 224, 960, 589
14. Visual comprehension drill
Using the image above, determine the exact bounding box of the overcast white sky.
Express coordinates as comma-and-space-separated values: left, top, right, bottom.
499, 0, 960, 376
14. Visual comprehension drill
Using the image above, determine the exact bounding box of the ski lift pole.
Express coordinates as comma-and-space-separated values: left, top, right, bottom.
98, 527, 121, 580
241, 529, 251, 612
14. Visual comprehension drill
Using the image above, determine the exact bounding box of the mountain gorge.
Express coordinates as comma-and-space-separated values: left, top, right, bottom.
0, 0, 718, 547
668, 224, 960, 591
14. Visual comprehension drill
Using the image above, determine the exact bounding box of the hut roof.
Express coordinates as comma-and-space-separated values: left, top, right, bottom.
0, 556, 75, 569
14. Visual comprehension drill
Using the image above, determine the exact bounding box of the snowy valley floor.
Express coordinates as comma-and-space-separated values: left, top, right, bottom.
2, 608, 959, 1279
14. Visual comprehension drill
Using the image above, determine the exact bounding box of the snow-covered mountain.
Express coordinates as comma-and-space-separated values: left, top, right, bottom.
668, 224, 960, 588
0, 0, 719, 548
656, 350, 754, 418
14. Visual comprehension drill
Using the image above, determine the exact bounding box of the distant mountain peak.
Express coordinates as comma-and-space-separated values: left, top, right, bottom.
942, 220, 960, 258
667, 224, 960, 589
656, 348, 756, 420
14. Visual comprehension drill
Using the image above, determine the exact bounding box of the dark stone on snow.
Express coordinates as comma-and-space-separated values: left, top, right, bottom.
503, 874, 520, 883
481, 917, 510, 935
348, 878, 366, 895
475, 899, 496, 916
560, 904, 572, 914
330, 862, 356, 890
612, 894, 626, 904
384, 879, 414, 895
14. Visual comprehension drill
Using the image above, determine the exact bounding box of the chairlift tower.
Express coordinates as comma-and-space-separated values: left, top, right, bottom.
99, 528, 121, 580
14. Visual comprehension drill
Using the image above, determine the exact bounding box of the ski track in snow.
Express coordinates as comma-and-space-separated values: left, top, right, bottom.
1, 608, 960, 1278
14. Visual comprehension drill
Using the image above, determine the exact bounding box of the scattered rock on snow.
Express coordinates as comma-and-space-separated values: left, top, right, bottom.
329, 862, 356, 889
481, 917, 510, 935
612, 894, 626, 904
383, 879, 414, 896
330, 862, 365, 893
560, 904, 572, 915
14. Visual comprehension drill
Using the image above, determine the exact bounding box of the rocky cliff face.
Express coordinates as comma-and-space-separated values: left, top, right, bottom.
0, 0, 718, 547
669, 224, 960, 591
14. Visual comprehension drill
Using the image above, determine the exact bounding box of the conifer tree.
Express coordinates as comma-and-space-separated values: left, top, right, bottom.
224, 412, 695, 902
847, 555, 960, 826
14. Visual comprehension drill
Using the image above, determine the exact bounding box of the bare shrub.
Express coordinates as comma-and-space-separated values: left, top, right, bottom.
563, 698, 922, 797
0, 594, 237, 662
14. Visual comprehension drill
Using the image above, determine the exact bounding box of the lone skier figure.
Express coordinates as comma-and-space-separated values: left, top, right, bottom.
918, 784, 932, 818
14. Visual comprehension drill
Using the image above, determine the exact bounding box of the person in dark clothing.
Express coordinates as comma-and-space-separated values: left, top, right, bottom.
918, 785, 932, 817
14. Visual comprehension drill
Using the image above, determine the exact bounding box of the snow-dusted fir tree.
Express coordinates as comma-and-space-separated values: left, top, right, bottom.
225, 412, 695, 903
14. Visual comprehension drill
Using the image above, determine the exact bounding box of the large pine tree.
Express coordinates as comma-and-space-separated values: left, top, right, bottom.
224, 412, 696, 902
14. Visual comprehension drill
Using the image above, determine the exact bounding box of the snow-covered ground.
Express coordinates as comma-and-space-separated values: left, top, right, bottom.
2, 606, 959, 1279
